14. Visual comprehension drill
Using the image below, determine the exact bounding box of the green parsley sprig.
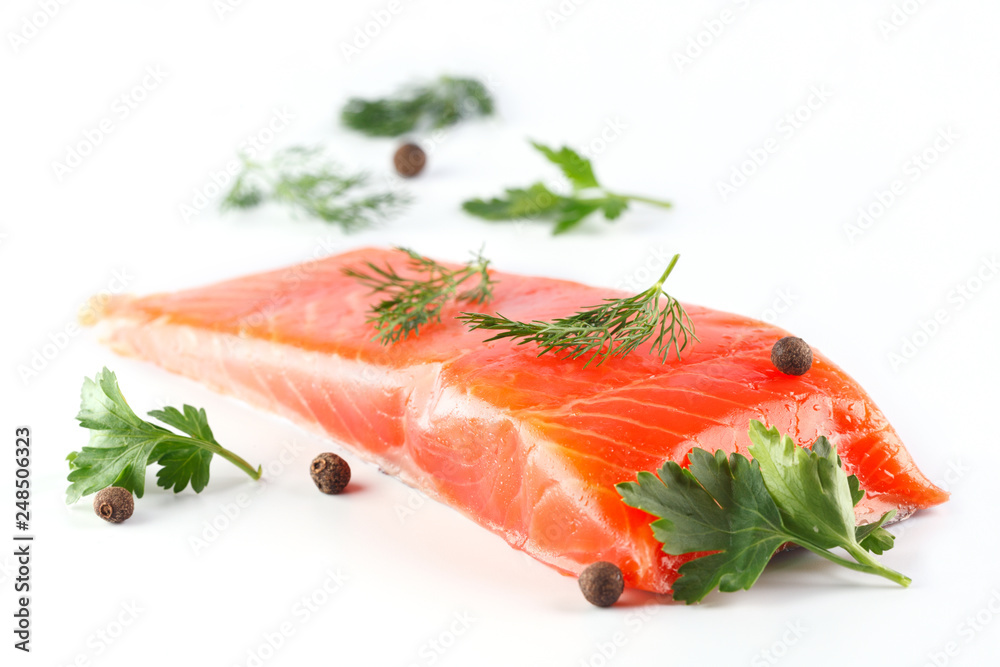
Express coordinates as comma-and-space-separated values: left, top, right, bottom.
462, 141, 672, 234
344, 247, 495, 344
341, 76, 495, 137
459, 254, 696, 366
66, 368, 262, 504
617, 421, 905, 604
222, 145, 408, 230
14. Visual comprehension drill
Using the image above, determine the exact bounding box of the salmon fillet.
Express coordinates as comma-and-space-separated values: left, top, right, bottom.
90, 247, 947, 593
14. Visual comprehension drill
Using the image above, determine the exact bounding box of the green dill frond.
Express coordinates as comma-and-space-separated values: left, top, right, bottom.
344, 247, 495, 344
341, 76, 495, 137
221, 146, 409, 230
459, 255, 696, 366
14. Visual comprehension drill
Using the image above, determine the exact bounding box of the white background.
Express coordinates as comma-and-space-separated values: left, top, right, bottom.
3, 1, 999, 665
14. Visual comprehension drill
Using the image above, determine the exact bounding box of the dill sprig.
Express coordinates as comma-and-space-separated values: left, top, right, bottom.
222, 146, 408, 230
341, 76, 495, 137
459, 254, 696, 367
344, 247, 494, 344
462, 141, 672, 235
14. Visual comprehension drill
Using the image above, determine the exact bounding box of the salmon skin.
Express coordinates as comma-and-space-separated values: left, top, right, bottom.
91, 247, 947, 593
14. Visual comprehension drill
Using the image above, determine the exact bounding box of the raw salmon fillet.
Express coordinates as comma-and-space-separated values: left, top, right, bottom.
91, 247, 947, 593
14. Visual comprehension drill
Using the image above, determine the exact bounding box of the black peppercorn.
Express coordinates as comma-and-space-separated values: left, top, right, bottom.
394, 142, 426, 178
578, 561, 624, 607
771, 336, 813, 375
93, 486, 134, 523
310, 453, 351, 494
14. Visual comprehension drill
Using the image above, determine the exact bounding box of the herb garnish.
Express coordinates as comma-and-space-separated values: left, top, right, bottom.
344, 247, 494, 344
459, 254, 695, 367
222, 145, 408, 230
462, 141, 672, 234
617, 421, 906, 604
66, 368, 262, 504
341, 76, 495, 137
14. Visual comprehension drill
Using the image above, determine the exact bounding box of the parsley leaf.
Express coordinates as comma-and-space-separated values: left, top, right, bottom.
747, 422, 860, 551
152, 442, 213, 494
552, 199, 603, 234
856, 510, 897, 555
754, 425, 898, 556
68, 370, 170, 504
461, 183, 562, 220
618, 450, 787, 602
530, 141, 599, 189
848, 468, 866, 506
617, 420, 910, 604
66, 368, 261, 504
600, 195, 628, 221
148, 406, 217, 493
462, 141, 671, 235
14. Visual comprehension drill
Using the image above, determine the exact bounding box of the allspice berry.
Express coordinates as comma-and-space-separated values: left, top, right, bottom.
578, 561, 624, 607
310, 453, 351, 494
93, 487, 134, 523
771, 336, 813, 375
393, 142, 426, 178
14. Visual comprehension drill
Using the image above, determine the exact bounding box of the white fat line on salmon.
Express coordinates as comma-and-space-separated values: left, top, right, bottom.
223, 251, 341, 350
576, 598, 665, 667
878, 0, 934, 40
887, 255, 998, 371
7, 0, 72, 54
406, 611, 477, 667
178, 107, 296, 223
715, 85, 834, 203
188, 439, 306, 556
50, 65, 168, 183
920, 589, 1000, 667
231, 568, 350, 667
16, 268, 134, 385
215, 237, 344, 321
672, 0, 764, 73
843, 126, 959, 244
233, 294, 294, 336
